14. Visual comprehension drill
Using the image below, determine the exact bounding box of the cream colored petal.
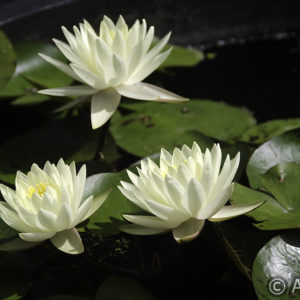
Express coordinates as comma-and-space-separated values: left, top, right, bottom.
123, 214, 175, 229
120, 224, 169, 235
55, 203, 73, 230
116, 82, 188, 102
39, 85, 96, 97
80, 190, 111, 222
209, 201, 264, 221
182, 179, 206, 216
71, 63, 107, 90
0, 184, 18, 211
19, 232, 55, 242
172, 218, 205, 243
53, 39, 83, 65
50, 228, 84, 254
107, 54, 127, 86
90, 89, 121, 129
37, 209, 57, 229
196, 183, 234, 219
112, 29, 126, 58
126, 48, 172, 84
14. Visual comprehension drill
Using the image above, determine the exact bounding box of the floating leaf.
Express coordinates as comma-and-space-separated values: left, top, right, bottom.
84, 171, 142, 237
232, 163, 300, 230
246, 129, 300, 189
240, 118, 300, 144
159, 43, 204, 69
253, 235, 300, 299
111, 100, 255, 157
95, 275, 157, 300
14, 42, 73, 88
0, 76, 35, 98
0, 113, 102, 184
0, 30, 16, 90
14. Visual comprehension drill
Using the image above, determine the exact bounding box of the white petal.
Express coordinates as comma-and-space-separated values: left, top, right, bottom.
106, 54, 127, 86
116, 82, 188, 102
52, 39, 83, 65
39, 85, 96, 97
182, 179, 206, 216
37, 209, 57, 229
0, 184, 18, 211
120, 224, 169, 235
172, 218, 205, 243
127, 48, 171, 84
19, 232, 55, 242
123, 214, 175, 229
55, 203, 73, 229
90, 89, 121, 129
50, 228, 84, 254
71, 63, 107, 90
209, 201, 264, 221
80, 190, 111, 222
196, 183, 234, 219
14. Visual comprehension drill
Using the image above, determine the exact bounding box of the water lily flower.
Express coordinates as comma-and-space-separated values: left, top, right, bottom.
119, 143, 263, 243
0, 159, 110, 254
39, 15, 188, 129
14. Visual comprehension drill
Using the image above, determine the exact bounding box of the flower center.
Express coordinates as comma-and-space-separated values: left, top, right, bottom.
26, 183, 47, 198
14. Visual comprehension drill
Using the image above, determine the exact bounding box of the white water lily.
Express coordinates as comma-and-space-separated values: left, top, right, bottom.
39, 15, 188, 129
119, 143, 263, 243
0, 159, 110, 254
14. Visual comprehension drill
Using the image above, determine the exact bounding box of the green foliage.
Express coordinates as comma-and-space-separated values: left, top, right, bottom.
110, 100, 255, 157
246, 129, 300, 189
0, 30, 16, 90
159, 43, 204, 69
240, 118, 300, 144
83, 171, 142, 237
252, 235, 300, 299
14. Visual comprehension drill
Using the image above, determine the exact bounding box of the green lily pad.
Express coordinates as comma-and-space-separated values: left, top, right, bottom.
95, 275, 157, 300
84, 171, 142, 237
232, 163, 300, 230
246, 129, 300, 189
253, 235, 300, 299
11, 93, 50, 106
111, 100, 255, 157
0, 76, 36, 98
0, 30, 16, 90
240, 118, 300, 144
0, 112, 102, 184
160, 43, 204, 69
14, 42, 73, 88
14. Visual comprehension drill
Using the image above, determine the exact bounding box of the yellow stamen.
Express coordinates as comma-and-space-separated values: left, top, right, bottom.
26, 183, 47, 199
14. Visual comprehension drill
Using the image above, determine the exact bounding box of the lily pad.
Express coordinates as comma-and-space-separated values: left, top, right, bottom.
84, 171, 142, 237
240, 118, 300, 144
246, 129, 300, 189
160, 43, 204, 69
0, 76, 36, 98
111, 100, 255, 157
14, 42, 73, 88
0, 30, 16, 90
0, 112, 103, 184
253, 235, 300, 299
232, 163, 300, 230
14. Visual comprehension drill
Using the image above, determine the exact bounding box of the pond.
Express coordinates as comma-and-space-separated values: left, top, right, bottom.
0, 1, 300, 300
